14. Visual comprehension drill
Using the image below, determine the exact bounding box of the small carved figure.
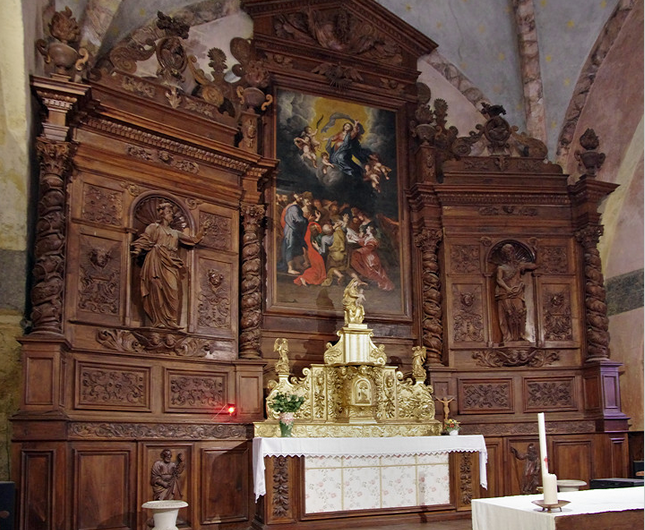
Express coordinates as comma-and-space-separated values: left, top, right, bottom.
150, 449, 185, 500
131, 201, 202, 329
342, 278, 366, 325
510, 442, 540, 494
274, 338, 290, 375
412, 345, 426, 380
435, 396, 455, 422
494, 243, 537, 343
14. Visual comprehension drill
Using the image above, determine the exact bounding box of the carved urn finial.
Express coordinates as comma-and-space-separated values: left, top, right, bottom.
574, 128, 606, 177
479, 102, 512, 154
36, 7, 89, 80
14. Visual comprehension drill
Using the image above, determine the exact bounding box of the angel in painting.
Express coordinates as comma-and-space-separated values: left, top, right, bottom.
294, 125, 321, 168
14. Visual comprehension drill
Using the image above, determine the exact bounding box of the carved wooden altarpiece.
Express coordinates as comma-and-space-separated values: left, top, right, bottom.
12, 2, 630, 530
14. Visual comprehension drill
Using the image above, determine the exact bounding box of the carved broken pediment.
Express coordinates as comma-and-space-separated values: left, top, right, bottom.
274, 6, 403, 65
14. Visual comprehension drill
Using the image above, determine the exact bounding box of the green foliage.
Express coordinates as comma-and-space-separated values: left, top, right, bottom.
270, 392, 304, 413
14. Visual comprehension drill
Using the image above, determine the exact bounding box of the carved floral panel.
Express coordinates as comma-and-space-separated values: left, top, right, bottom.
450, 244, 481, 274
524, 377, 576, 411
537, 245, 569, 274
458, 379, 514, 414
166, 371, 228, 412
81, 183, 124, 226
77, 362, 149, 410
199, 211, 232, 251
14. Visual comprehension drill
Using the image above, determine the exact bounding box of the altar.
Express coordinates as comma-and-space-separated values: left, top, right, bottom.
472, 486, 644, 530
253, 435, 488, 513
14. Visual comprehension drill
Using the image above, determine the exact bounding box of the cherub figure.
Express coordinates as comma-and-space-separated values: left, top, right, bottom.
274, 338, 290, 375
320, 152, 335, 175
363, 154, 391, 192
294, 125, 320, 168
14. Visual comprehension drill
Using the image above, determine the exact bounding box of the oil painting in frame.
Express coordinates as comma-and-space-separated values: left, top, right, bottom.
270, 88, 407, 318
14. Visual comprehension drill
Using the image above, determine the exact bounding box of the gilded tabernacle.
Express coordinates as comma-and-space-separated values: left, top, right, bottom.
255, 279, 441, 437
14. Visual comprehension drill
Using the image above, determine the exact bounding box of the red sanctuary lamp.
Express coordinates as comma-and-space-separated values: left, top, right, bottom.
213, 403, 236, 418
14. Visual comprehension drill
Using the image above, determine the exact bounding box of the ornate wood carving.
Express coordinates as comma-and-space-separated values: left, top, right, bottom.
96, 328, 221, 357
150, 449, 185, 500
467, 420, 596, 437
460, 381, 512, 412
543, 288, 573, 341
453, 288, 484, 343
274, 7, 403, 65
69, 422, 250, 439
489, 241, 537, 344
239, 205, 265, 359
78, 238, 120, 315
197, 266, 231, 331
526, 379, 574, 409
510, 442, 540, 494
168, 374, 225, 409
414, 228, 444, 366
271, 455, 291, 518
472, 348, 559, 368
31, 139, 74, 334
125, 144, 199, 174
199, 212, 232, 250
478, 205, 538, 217
537, 245, 568, 274
459, 452, 473, 506
450, 245, 480, 274
575, 225, 610, 361
81, 183, 123, 226
79, 365, 146, 406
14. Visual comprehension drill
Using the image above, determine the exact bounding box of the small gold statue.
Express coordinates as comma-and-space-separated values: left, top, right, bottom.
274, 338, 290, 375
412, 346, 427, 381
343, 278, 366, 325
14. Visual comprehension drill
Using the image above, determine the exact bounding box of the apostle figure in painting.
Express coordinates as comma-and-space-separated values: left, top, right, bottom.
494, 243, 537, 343
294, 209, 327, 286
349, 224, 394, 291
132, 201, 202, 329
150, 449, 185, 500
280, 192, 312, 275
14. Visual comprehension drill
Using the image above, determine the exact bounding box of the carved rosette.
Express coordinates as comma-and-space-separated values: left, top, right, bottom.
31, 139, 74, 334
239, 204, 265, 358
575, 225, 610, 361
414, 228, 444, 366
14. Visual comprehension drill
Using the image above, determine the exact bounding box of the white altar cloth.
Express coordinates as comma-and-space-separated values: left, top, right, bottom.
252, 435, 488, 500
472, 486, 644, 530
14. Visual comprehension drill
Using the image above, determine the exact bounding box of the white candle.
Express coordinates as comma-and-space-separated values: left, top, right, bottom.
543, 472, 558, 505
537, 412, 548, 476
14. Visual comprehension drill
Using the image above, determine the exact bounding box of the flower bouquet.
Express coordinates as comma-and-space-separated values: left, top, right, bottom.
443, 418, 460, 435
271, 392, 305, 437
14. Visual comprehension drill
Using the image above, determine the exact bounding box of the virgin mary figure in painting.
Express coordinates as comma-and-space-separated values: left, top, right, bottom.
324, 119, 371, 182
